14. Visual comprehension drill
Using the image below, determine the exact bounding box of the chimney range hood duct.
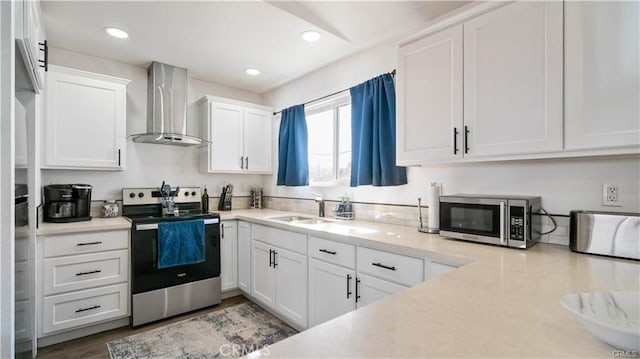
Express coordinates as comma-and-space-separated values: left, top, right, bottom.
129, 61, 208, 146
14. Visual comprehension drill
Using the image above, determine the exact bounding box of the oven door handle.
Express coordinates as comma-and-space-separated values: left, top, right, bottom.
136, 218, 220, 231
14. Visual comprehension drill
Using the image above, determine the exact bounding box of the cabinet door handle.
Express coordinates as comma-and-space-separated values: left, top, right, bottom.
273, 250, 278, 268
38, 40, 48, 71
221, 223, 225, 239
347, 274, 352, 299
464, 126, 470, 154
372, 262, 396, 271
319, 249, 336, 255
118, 149, 121, 166
355, 277, 361, 302
240, 156, 244, 169
75, 305, 101, 313
453, 127, 459, 155
77, 241, 103, 246
76, 270, 102, 276
245, 157, 249, 170
269, 249, 273, 267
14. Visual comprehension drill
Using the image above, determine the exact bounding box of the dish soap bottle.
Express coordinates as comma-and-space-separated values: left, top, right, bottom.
201, 186, 209, 213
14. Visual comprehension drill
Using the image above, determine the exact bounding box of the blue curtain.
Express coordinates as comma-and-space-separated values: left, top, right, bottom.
350, 74, 407, 187
277, 105, 309, 186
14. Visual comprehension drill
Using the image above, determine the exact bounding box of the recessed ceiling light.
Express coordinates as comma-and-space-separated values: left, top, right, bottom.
301, 30, 321, 42
104, 27, 129, 39
244, 68, 261, 76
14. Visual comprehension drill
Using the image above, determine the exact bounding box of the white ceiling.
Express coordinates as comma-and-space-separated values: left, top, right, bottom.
41, 1, 469, 94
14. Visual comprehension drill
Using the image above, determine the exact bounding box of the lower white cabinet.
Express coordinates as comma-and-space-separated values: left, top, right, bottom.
38, 229, 130, 337
237, 221, 251, 294
41, 283, 128, 334
309, 259, 355, 327
220, 220, 238, 291
356, 273, 408, 308
251, 238, 308, 329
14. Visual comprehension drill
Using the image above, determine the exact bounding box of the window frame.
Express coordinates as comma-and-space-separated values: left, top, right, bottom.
305, 93, 351, 187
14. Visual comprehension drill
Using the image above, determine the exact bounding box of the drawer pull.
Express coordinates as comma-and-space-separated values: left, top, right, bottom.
319, 249, 337, 255
347, 274, 352, 299
76, 270, 102, 276
355, 277, 361, 302
372, 262, 396, 271
77, 241, 103, 246
75, 305, 101, 313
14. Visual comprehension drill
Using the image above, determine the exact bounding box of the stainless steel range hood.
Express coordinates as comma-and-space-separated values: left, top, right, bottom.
129, 61, 208, 146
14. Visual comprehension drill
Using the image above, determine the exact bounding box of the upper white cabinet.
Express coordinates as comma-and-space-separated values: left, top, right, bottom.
199, 96, 273, 174
397, 24, 463, 164
15, 0, 45, 93
397, 1, 571, 164
43, 66, 129, 170
564, 1, 640, 151
463, 1, 563, 158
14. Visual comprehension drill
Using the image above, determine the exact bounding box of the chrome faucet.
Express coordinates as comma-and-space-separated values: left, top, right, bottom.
312, 192, 325, 217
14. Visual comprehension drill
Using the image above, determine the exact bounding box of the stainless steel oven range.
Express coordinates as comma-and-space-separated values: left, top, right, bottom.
123, 186, 221, 326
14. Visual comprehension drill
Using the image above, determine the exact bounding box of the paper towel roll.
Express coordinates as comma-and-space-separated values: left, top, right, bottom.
428, 183, 441, 230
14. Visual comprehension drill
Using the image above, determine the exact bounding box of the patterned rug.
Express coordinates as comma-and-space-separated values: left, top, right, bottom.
107, 302, 297, 359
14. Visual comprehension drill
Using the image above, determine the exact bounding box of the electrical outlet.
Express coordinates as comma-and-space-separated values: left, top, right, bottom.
602, 184, 621, 206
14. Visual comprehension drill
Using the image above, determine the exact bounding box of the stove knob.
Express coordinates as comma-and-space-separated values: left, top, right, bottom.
129, 192, 136, 198
184, 191, 189, 197
191, 191, 197, 196
138, 192, 144, 198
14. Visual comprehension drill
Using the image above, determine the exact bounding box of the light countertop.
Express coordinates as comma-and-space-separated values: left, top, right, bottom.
35, 209, 640, 357
37, 216, 131, 235
218, 209, 640, 358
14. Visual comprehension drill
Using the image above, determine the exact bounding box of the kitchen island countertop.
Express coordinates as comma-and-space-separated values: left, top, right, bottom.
217, 209, 640, 358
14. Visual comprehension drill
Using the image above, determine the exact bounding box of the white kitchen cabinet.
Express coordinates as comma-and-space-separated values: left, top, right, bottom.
237, 221, 251, 294
463, 1, 563, 158
356, 273, 407, 308
564, 1, 640, 151
309, 259, 355, 327
251, 240, 276, 308
43, 66, 129, 170
250, 223, 308, 329
429, 261, 457, 279
15, 0, 45, 93
199, 96, 273, 174
38, 229, 130, 337
273, 247, 308, 328
220, 220, 238, 291
397, 24, 463, 164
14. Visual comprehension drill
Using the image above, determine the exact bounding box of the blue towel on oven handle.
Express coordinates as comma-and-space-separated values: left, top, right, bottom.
157, 219, 205, 269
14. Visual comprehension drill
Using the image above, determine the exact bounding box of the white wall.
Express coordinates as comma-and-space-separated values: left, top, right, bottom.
262, 44, 640, 215
42, 48, 266, 200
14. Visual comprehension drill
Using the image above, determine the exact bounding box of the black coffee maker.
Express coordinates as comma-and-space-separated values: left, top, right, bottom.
44, 184, 92, 223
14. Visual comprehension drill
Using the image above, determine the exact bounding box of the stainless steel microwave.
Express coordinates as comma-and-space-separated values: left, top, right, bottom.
439, 195, 542, 249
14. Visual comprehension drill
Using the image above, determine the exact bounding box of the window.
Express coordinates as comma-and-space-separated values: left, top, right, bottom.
306, 97, 351, 185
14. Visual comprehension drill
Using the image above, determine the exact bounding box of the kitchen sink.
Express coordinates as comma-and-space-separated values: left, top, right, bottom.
269, 216, 314, 222
296, 219, 332, 225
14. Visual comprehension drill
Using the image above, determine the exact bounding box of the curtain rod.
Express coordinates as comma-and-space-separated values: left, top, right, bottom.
272, 69, 396, 116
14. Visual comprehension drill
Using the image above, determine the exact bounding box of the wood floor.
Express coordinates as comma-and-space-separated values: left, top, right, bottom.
37, 295, 247, 359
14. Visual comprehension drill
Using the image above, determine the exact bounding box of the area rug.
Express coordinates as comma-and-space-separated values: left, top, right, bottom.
107, 302, 298, 359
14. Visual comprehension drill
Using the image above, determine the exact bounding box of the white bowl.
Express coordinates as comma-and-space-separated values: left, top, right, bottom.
561, 291, 640, 351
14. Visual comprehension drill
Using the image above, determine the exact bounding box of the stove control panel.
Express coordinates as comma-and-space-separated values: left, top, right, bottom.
123, 187, 202, 205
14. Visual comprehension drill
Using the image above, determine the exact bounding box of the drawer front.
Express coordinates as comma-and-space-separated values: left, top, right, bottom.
309, 236, 355, 269
43, 230, 129, 258
252, 224, 307, 255
43, 250, 128, 295
357, 247, 424, 286
42, 283, 128, 335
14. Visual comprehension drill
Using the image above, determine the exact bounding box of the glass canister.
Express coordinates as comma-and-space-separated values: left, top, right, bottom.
101, 200, 120, 218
